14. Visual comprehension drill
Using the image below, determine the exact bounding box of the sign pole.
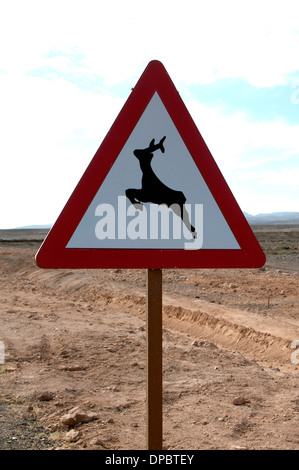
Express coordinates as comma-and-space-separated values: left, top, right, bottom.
146, 268, 163, 450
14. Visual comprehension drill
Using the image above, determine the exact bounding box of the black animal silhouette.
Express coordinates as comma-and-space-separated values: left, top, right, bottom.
125, 136, 197, 238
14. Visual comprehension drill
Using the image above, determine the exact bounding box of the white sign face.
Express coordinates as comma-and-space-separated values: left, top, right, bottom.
67, 93, 240, 251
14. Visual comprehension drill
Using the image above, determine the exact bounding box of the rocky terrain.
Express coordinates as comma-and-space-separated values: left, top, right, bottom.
0, 226, 298, 450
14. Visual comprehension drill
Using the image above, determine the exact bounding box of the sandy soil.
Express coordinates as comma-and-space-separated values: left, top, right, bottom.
0, 226, 298, 450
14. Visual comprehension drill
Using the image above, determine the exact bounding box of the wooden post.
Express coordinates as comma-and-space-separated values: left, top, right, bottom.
146, 268, 163, 450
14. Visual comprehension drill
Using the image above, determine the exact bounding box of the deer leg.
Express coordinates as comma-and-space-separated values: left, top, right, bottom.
125, 188, 144, 210
171, 203, 197, 239
182, 205, 197, 239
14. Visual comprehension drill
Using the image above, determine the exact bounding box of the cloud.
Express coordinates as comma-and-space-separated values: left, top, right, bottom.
0, 72, 125, 228
1, 0, 299, 226
186, 98, 299, 166
182, 98, 299, 213
2, 0, 299, 87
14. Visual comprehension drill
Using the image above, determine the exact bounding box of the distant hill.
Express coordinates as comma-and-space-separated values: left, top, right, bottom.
244, 212, 299, 225
8, 213, 299, 229
15, 224, 53, 229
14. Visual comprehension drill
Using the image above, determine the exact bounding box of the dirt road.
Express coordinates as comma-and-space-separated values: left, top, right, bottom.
0, 227, 298, 450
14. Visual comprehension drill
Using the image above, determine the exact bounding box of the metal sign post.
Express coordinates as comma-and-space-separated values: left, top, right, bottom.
146, 268, 163, 450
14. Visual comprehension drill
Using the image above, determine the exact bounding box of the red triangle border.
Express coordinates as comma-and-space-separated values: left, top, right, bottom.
36, 60, 266, 269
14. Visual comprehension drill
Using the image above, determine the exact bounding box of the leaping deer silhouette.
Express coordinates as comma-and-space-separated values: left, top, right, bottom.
125, 136, 197, 238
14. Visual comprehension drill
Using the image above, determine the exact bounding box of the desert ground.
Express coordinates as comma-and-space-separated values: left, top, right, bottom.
0, 225, 298, 450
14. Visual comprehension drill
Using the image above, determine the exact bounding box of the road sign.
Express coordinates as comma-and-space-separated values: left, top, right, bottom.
35, 60, 265, 269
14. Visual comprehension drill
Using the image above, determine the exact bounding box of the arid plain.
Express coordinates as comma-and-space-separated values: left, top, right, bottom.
0, 226, 298, 450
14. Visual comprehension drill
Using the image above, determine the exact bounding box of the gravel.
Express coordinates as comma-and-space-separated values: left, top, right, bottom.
0, 399, 55, 450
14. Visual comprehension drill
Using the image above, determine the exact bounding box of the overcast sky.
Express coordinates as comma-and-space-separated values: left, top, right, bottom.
1, 0, 299, 228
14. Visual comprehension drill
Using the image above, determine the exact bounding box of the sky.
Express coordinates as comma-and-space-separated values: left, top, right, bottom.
1, 0, 299, 229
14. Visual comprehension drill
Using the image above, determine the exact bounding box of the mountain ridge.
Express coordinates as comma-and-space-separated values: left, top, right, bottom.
244, 211, 299, 225
6, 212, 299, 229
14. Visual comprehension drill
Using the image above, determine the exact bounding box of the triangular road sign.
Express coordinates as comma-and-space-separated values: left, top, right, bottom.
35, 60, 266, 269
